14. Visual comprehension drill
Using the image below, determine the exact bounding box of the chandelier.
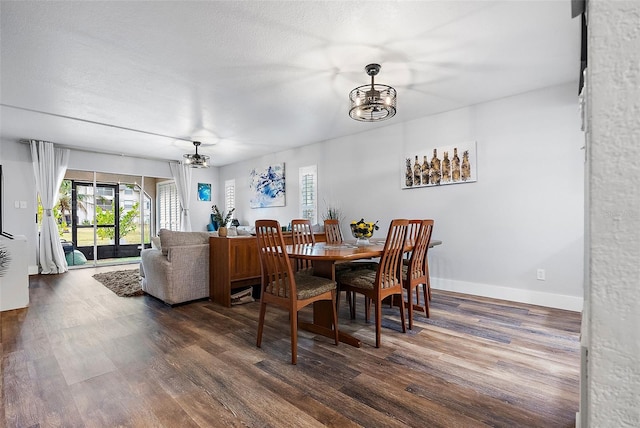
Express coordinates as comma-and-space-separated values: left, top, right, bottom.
183, 141, 210, 168
349, 63, 397, 122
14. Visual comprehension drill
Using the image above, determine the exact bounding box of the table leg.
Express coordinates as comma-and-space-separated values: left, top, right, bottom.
298, 260, 362, 347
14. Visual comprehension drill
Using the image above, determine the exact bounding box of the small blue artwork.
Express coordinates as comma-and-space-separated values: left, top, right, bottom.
197, 183, 211, 202
250, 163, 285, 208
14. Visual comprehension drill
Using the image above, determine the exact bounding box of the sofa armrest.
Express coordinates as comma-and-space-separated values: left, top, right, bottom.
166, 244, 210, 303
140, 244, 210, 305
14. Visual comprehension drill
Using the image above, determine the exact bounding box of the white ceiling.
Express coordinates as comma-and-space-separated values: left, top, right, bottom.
0, 1, 580, 166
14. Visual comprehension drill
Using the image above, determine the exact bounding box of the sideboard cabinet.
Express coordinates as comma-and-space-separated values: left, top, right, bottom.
209, 232, 326, 307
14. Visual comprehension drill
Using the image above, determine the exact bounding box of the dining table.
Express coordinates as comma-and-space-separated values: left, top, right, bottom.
286, 238, 442, 347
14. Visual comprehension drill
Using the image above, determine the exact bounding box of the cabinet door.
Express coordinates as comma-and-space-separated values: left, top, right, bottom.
230, 238, 261, 280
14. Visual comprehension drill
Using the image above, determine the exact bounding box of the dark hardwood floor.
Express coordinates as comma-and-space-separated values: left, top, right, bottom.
1, 266, 581, 427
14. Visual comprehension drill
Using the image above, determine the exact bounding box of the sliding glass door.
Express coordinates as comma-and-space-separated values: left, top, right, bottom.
63, 175, 151, 264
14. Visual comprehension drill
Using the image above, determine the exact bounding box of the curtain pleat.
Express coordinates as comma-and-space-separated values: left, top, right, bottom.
169, 162, 192, 232
30, 140, 70, 274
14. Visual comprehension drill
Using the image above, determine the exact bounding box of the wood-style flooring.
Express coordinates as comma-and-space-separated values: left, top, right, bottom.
1, 266, 581, 427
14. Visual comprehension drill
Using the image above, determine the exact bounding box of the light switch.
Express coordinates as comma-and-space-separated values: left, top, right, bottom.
14, 200, 20, 209
19, 201, 27, 209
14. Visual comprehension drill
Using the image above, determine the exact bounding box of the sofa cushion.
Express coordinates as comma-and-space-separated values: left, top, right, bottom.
158, 229, 211, 256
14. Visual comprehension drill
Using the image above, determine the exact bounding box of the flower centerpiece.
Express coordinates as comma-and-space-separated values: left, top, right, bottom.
211, 205, 235, 235
350, 218, 379, 245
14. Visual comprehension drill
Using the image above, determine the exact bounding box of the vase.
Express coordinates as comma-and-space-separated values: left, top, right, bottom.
350, 221, 375, 245
218, 226, 228, 237
355, 237, 370, 246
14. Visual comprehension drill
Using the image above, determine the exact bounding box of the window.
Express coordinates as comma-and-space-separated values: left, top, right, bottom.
95, 186, 114, 211
157, 180, 180, 231
299, 165, 317, 224
225, 179, 236, 213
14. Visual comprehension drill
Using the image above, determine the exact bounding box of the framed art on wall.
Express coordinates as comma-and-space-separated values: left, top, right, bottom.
250, 163, 285, 208
401, 141, 477, 189
197, 183, 211, 201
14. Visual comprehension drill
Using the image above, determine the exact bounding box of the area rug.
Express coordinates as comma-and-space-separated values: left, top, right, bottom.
92, 269, 144, 297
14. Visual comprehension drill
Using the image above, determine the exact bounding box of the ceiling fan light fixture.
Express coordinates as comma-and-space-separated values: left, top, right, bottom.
183, 141, 210, 168
349, 63, 397, 122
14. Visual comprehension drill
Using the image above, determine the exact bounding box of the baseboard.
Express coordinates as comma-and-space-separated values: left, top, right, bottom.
28, 265, 39, 275
431, 277, 583, 312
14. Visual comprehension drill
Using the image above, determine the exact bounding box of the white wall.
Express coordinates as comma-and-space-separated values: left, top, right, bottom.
220, 83, 584, 310
586, 1, 640, 426
0, 140, 220, 272
0, 140, 38, 273
189, 166, 220, 231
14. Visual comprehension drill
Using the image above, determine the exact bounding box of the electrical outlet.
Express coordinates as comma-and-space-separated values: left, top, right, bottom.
537, 268, 546, 281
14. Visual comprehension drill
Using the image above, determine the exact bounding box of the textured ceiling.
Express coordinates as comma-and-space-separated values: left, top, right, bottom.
0, 1, 580, 166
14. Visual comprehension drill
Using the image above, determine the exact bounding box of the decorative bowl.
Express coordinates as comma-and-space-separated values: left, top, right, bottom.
350, 219, 379, 245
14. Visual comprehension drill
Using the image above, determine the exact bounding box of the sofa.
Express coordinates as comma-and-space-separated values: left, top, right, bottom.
140, 229, 213, 305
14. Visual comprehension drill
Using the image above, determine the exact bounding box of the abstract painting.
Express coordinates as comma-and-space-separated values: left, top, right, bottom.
197, 183, 211, 201
250, 163, 285, 208
401, 141, 477, 189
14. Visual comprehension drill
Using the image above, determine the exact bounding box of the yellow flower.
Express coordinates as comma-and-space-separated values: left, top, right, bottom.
349, 218, 379, 239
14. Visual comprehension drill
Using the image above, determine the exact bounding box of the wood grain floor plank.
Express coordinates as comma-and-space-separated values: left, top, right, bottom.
1, 267, 581, 427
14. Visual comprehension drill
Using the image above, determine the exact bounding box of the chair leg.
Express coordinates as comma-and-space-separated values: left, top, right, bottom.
425, 289, 431, 318
350, 292, 356, 319
425, 263, 432, 301
365, 297, 371, 323
398, 292, 407, 333
407, 284, 413, 330
256, 301, 267, 348
375, 299, 382, 348
290, 311, 298, 365
331, 291, 339, 345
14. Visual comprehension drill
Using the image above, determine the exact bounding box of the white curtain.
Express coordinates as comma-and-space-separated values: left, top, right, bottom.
30, 140, 70, 274
170, 162, 192, 231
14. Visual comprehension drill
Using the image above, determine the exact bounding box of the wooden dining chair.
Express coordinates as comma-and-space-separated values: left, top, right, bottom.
324, 218, 358, 310
291, 219, 315, 273
255, 220, 339, 364
336, 219, 409, 348
402, 219, 434, 327
323, 219, 343, 244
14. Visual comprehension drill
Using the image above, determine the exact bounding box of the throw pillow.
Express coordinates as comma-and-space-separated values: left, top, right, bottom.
151, 236, 162, 251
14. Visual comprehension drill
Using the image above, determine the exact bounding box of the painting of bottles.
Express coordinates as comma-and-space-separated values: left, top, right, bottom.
402, 142, 477, 189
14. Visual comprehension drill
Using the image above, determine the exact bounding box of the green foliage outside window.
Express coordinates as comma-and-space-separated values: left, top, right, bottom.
95, 202, 140, 240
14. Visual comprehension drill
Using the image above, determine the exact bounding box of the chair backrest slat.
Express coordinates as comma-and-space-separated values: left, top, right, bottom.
324, 219, 343, 244
291, 219, 315, 271
376, 219, 409, 290
291, 219, 315, 245
407, 219, 421, 245
255, 220, 296, 300
409, 219, 434, 279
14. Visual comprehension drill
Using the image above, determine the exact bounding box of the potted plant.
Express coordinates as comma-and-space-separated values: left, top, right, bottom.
322, 201, 344, 222
211, 205, 235, 237
0, 244, 9, 277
